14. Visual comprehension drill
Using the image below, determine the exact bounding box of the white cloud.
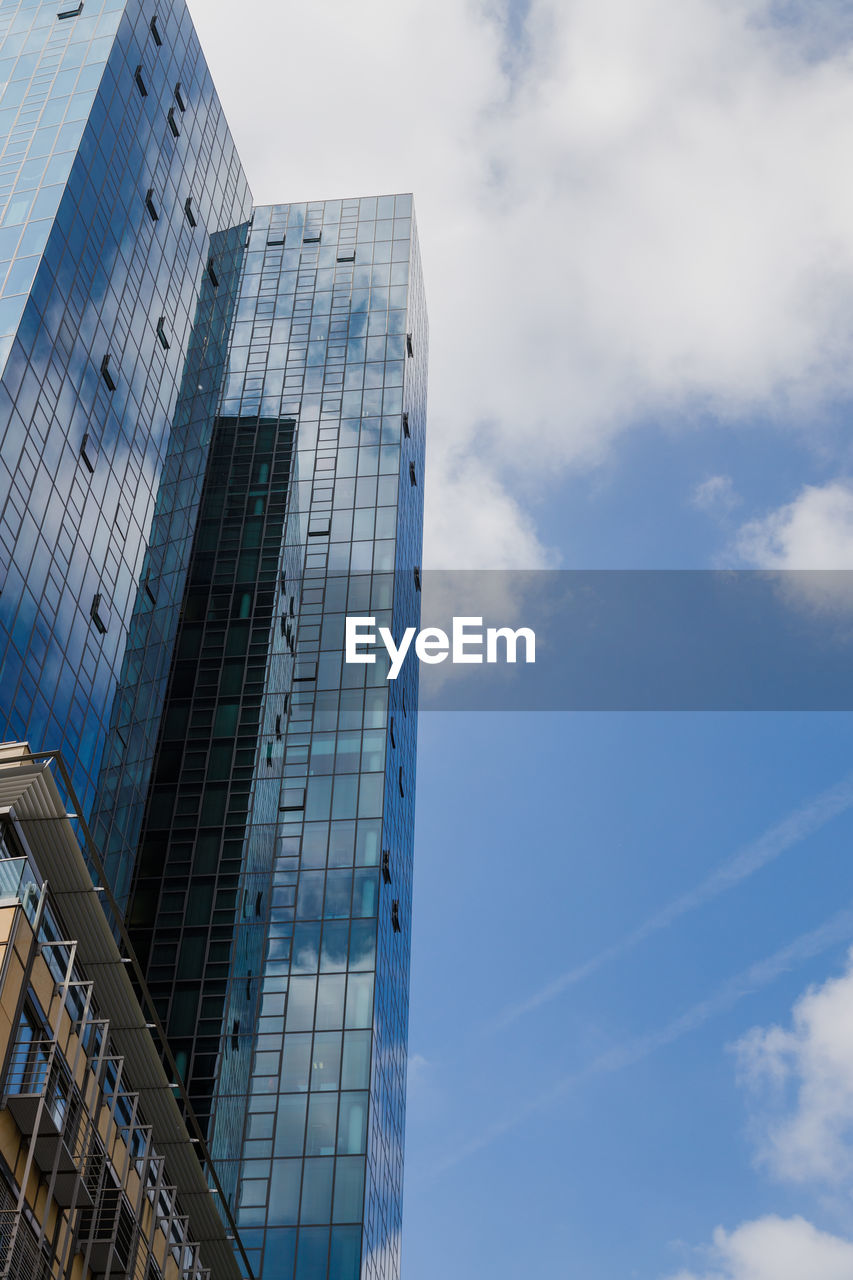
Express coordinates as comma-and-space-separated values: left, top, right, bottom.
692, 474, 741, 513
736, 482, 853, 567
187, 0, 853, 565
735, 945, 853, 1184
667, 951, 853, 1280
669, 1215, 853, 1280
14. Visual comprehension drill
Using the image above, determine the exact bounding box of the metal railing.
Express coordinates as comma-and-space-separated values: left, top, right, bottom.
0, 1209, 54, 1280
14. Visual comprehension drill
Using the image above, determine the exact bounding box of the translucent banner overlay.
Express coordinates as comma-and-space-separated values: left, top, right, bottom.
365, 571, 853, 710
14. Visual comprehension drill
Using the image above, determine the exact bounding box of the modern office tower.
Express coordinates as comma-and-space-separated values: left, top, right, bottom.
0, 5, 428, 1280
0, 0, 251, 847
0, 743, 245, 1280
127, 197, 427, 1280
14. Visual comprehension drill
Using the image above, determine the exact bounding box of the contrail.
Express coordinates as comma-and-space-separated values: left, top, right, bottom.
435, 902, 853, 1175
489, 770, 853, 1033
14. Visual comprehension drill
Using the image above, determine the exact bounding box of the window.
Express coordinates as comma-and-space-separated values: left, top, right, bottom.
303, 233, 321, 244
267, 235, 285, 247
406, 332, 414, 357
90, 593, 109, 635
150, 15, 162, 45
409, 462, 416, 487
184, 197, 196, 227
167, 107, 179, 139
156, 317, 170, 350
413, 566, 421, 592
389, 716, 396, 748
134, 65, 148, 97
100, 354, 116, 391
398, 766, 404, 797
382, 850, 392, 884
402, 411, 410, 438
275, 714, 282, 740
174, 82, 186, 111
80, 433, 96, 473
57, 3, 83, 16
206, 259, 219, 287
391, 900, 401, 933
337, 253, 355, 263
145, 189, 159, 221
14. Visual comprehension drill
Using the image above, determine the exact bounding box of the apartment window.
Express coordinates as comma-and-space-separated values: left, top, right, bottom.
406, 332, 414, 358
57, 2, 83, 16
90, 593, 109, 635
174, 82, 186, 111
391, 900, 401, 933
134, 65, 148, 97
156, 317, 170, 350
145, 189, 159, 221
402, 411, 410, 438
184, 197, 196, 227
206, 259, 219, 287
409, 462, 417, 487
150, 15, 162, 45
80, 433, 97, 473
167, 107, 180, 138
100, 354, 116, 391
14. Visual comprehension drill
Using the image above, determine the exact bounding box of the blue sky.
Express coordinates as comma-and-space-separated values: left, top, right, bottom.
185, 0, 853, 1275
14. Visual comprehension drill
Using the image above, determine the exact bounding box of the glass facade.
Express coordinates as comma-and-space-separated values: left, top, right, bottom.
0, 0, 251, 832
0, 6, 428, 1280
128, 197, 427, 1280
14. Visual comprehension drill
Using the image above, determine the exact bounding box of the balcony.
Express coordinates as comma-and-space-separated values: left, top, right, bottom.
4, 1044, 92, 1207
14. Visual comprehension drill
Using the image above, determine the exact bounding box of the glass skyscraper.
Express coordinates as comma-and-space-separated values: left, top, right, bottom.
0, 4, 427, 1280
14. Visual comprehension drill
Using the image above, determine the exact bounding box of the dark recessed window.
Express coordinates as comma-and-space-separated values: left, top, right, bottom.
390, 716, 396, 749
391, 900, 401, 933
143, 571, 156, 604
402, 411, 410, 438
57, 3, 83, 17
337, 252, 355, 263
406, 332, 414, 358
184, 197, 196, 227
134, 65, 148, 97
409, 462, 417, 487
156, 317, 170, 350
100, 354, 116, 391
174, 82, 186, 111
90, 593, 109, 634
150, 15, 162, 45
275, 715, 282, 740
398, 766, 404, 797
167, 107, 179, 138
413, 566, 421, 592
266, 742, 273, 766
303, 233, 321, 244
145, 188, 159, 221
230, 1019, 239, 1052
80, 433, 96, 473
206, 259, 219, 287
267, 236, 285, 247
382, 850, 392, 884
